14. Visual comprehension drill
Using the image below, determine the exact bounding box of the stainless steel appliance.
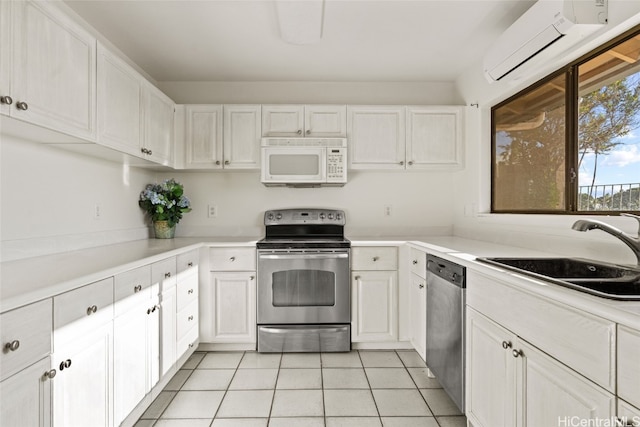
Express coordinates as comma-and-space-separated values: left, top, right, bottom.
426, 254, 466, 412
257, 208, 351, 352
261, 138, 347, 187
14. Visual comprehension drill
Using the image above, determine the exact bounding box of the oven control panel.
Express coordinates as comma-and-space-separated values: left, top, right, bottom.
264, 209, 346, 226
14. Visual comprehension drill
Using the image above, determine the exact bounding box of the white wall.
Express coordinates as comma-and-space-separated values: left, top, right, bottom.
0, 135, 155, 261
157, 170, 456, 239
158, 81, 463, 105
452, 3, 640, 265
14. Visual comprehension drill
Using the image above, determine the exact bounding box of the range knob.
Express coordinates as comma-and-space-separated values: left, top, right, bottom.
276, 213, 283, 220
267, 212, 275, 221
336, 213, 342, 220
328, 213, 334, 220
319, 213, 326, 220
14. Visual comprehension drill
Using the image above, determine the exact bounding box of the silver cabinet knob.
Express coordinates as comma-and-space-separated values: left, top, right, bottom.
399, 161, 404, 166
418, 283, 424, 289
297, 129, 302, 135
141, 148, 147, 154
0, 95, 13, 105
59, 359, 71, 370
15, 101, 28, 110
224, 160, 230, 165
412, 260, 418, 265
230, 256, 236, 262
86, 305, 98, 315
372, 256, 379, 262
408, 161, 414, 166
250, 275, 255, 280
355, 275, 361, 280
502, 341, 512, 349
165, 272, 171, 278
188, 315, 194, 321
512, 349, 522, 358
188, 289, 194, 294
306, 129, 311, 135
215, 160, 221, 165
187, 262, 194, 267
43, 369, 57, 379
134, 285, 142, 293
147, 149, 152, 155
4, 340, 20, 352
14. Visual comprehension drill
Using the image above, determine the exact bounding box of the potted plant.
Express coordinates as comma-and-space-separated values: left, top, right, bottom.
139, 179, 192, 238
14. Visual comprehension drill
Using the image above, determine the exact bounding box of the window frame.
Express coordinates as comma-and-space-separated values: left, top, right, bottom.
490, 24, 640, 215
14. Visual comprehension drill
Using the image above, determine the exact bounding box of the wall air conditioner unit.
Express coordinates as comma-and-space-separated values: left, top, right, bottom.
483, 0, 608, 82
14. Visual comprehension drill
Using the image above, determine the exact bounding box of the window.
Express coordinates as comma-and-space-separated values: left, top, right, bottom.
492, 27, 640, 214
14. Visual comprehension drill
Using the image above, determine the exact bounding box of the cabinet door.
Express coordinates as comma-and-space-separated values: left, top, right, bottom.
223, 105, 261, 169
0, 357, 52, 427
466, 308, 517, 427
406, 106, 463, 169
185, 104, 223, 169
160, 286, 177, 378
144, 84, 175, 165
0, 0, 11, 116
305, 105, 346, 137
205, 272, 256, 343
410, 273, 426, 361
97, 44, 142, 156
11, 0, 96, 140
347, 106, 405, 169
618, 325, 640, 409
516, 339, 615, 426
113, 285, 159, 426
262, 105, 304, 136
351, 271, 397, 342
52, 321, 112, 427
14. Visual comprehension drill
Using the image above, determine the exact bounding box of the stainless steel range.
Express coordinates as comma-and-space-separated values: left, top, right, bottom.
256, 208, 351, 353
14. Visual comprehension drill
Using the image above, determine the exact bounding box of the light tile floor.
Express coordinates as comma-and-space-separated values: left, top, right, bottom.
135, 349, 468, 427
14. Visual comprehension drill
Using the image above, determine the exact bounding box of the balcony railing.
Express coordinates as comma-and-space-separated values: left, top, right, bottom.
578, 182, 640, 211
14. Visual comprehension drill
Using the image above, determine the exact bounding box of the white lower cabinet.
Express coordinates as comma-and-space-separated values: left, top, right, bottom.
466, 308, 615, 427
409, 273, 426, 360
204, 272, 256, 343
113, 266, 159, 426
0, 357, 53, 427
351, 271, 397, 342
52, 322, 113, 427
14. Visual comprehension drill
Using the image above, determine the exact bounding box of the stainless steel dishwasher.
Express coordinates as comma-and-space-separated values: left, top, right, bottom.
426, 254, 466, 413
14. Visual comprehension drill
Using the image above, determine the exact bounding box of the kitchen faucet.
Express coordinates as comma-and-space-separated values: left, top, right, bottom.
571, 213, 640, 266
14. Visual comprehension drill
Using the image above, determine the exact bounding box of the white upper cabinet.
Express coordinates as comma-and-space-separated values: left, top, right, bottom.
348, 105, 464, 170
0, 0, 12, 117
184, 105, 223, 169
348, 106, 406, 169
223, 105, 262, 169
262, 104, 346, 137
406, 106, 464, 169
144, 84, 175, 166
97, 44, 143, 156
6, 0, 96, 140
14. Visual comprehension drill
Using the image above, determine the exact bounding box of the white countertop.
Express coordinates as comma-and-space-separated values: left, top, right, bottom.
2, 235, 639, 330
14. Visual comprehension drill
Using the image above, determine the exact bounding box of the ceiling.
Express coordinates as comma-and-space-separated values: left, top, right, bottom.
64, 0, 536, 83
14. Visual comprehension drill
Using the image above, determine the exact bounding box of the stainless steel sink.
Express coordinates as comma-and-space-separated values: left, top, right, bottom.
477, 257, 640, 300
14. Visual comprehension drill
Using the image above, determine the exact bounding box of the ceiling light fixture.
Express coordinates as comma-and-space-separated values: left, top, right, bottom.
275, 0, 325, 45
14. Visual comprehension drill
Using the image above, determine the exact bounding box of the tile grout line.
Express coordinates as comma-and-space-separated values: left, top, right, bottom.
357, 349, 383, 425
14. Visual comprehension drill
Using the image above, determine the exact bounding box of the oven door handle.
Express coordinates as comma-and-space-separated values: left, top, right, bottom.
260, 326, 349, 334
258, 253, 349, 260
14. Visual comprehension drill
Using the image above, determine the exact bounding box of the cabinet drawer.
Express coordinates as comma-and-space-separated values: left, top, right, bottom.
152, 257, 177, 290
177, 326, 198, 360
177, 274, 199, 312
618, 325, 640, 408
177, 300, 199, 339
54, 278, 114, 330
114, 265, 152, 316
352, 246, 398, 270
410, 247, 427, 278
177, 249, 200, 273
209, 247, 256, 271
467, 270, 616, 392
1, 299, 52, 381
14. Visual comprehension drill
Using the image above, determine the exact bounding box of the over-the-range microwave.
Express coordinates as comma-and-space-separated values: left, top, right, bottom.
261, 138, 347, 187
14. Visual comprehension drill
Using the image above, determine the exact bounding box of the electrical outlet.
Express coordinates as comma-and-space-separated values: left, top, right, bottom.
94, 203, 101, 220
208, 204, 217, 218
384, 205, 392, 217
